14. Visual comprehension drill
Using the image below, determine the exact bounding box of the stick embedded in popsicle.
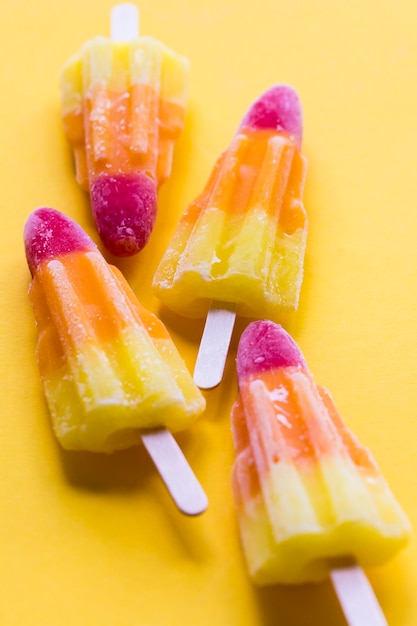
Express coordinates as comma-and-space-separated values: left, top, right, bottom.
152, 85, 308, 388
24, 207, 208, 516
230, 320, 410, 623
59, 3, 190, 256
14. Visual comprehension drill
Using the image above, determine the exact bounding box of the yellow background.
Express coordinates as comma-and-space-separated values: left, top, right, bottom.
1, 0, 416, 624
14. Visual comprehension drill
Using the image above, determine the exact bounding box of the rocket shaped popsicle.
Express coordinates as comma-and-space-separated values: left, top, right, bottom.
24, 207, 207, 515
60, 4, 189, 256
231, 321, 410, 621
153, 85, 308, 388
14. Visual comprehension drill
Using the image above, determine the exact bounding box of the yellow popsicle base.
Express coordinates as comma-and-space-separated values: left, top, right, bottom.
232, 455, 410, 585
153, 211, 307, 321
42, 332, 203, 452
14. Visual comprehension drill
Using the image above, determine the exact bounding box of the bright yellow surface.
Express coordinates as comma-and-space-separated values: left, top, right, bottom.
1, 1, 417, 624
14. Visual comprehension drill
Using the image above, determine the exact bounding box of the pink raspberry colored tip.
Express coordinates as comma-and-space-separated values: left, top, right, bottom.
236, 320, 306, 380
90, 172, 158, 257
240, 85, 303, 150
24, 207, 95, 276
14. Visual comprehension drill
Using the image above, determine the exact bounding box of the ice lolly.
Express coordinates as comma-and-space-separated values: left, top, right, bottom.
231, 320, 410, 623
24, 207, 207, 515
60, 4, 189, 256
152, 85, 308, 388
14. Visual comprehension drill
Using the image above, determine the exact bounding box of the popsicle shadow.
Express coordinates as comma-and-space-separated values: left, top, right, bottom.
52, 409, 207, 503
57, 441, 155, 494
54, 434, 214, 562
253, 562, 408, 625
153, 303, 206, 347
254, 579, 346, 626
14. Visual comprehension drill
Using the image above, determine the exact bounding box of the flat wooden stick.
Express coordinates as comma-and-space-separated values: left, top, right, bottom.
193, 301, 237, 389
141, 429, 208, 516
111, 3, 139, 40
330, 564, 388, 626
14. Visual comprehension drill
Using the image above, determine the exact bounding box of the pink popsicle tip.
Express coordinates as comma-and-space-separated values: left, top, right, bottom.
236, 320, 306, 380
90, 172, 158, 257
24, 207, 95, 276
240, 85, 303, 149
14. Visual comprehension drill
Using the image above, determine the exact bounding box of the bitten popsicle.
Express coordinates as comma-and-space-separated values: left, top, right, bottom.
231, 320, 410, 624
24, 207, 207, 516
152, 85, 308, 388
60, 4, 189, 256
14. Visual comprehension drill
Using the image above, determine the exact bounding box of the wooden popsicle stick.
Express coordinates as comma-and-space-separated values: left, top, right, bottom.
110, 4, 207, 517
330, 564, 388, 626
110, 3, 139, 41
193, 301, 237, 389
141, 428, 208, 516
